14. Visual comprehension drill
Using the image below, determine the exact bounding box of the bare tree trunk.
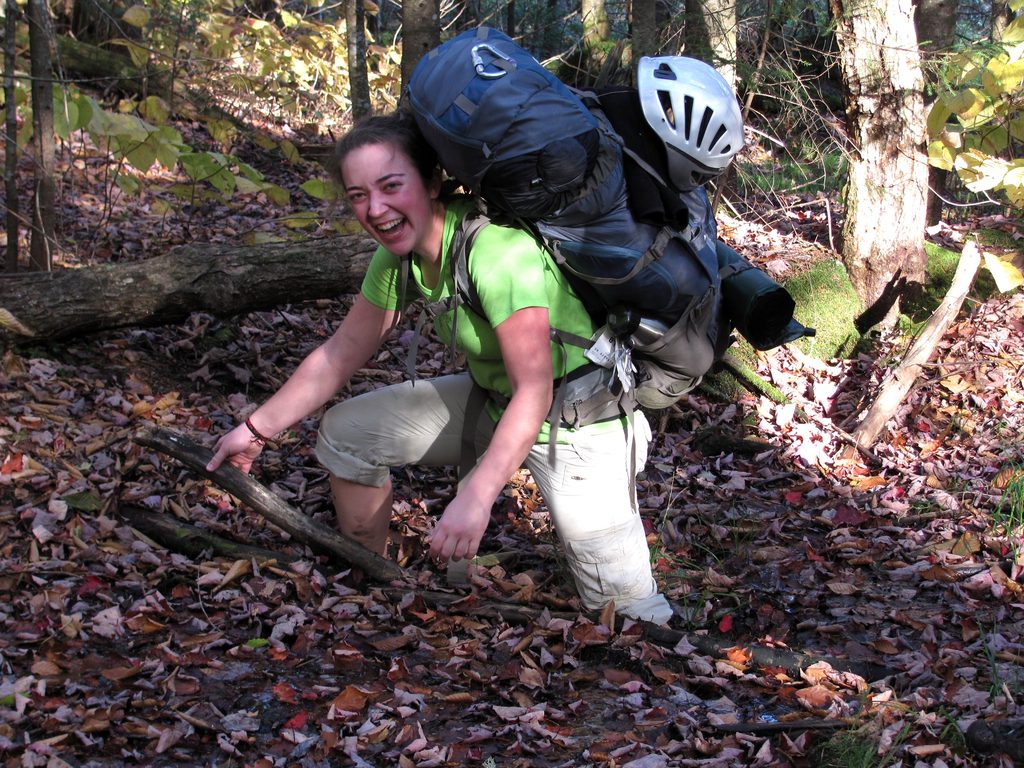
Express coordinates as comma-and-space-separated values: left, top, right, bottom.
684, 0, 737, 83
4, 0, 19, 273
582, 0, 610, 46
829, 0, 928, 325
400, 0, 440, 93
506, 0, 515, 34
347, 0, 371, 120
540, 0, 561, 58
27, 0, 56, 273
632, 0, 658, 60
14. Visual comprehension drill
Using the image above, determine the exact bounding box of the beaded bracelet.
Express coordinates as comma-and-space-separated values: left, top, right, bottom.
244, 416, 271, 445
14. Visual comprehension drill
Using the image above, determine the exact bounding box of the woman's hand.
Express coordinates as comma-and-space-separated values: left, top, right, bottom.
428, 494, 491, 562
206, 423, 264, 474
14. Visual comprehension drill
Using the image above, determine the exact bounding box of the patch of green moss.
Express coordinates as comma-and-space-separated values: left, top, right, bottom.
903, 239, 999, 326
700, 260, 861, 398
782, 259, 862, 360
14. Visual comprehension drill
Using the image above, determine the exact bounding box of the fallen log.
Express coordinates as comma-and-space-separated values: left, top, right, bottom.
0, 233, 376, 343
847, 240, 982, 453
118, 502, 299, 564
56, 35, 164, 96
133, 427, 404, 582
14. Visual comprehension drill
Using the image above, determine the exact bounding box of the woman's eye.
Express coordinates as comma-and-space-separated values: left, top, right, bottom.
347, 191, 366, 204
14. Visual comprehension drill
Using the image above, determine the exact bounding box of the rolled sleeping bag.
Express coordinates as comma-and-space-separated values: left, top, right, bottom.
716, 241, 815, 351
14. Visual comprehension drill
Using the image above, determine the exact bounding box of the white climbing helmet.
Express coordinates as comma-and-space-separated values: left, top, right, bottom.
637, 56, 744, 191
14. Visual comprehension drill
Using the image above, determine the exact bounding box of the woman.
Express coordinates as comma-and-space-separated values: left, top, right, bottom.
206, 111, 672, 624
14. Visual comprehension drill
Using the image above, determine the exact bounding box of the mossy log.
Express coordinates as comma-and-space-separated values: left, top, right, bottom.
55, 36, 163, 94
0, 233, 376, 343
118, 503, 299, 564
718, 350, 789, 404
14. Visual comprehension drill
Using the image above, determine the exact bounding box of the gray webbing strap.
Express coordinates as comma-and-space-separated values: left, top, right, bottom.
458, 381, 490, 490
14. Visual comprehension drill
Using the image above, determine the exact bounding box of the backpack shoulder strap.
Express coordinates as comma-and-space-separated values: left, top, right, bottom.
449, 209, 491, 316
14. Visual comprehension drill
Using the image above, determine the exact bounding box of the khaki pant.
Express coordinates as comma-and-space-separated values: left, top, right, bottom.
315, 374, 672, 624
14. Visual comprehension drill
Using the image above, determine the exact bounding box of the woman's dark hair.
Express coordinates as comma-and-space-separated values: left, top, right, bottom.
331, 110, 438, 187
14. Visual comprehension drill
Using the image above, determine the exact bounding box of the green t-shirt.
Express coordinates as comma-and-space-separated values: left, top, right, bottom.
360, 197, 598, 399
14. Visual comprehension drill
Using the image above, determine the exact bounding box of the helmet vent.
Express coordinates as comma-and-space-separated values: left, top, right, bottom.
710, 124, 729, 152
657, 90, 675, 128
696, 106, 713, 147
682, 95, 694, 139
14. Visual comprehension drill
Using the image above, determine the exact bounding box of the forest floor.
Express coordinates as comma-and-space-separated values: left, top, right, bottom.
1, 127, 1024, 767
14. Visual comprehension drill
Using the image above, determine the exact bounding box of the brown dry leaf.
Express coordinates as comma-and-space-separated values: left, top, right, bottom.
704, 568, 736, 588
849, 475, 887, 490
825, 579, 858, 595
726, 647, 752, 665
951, 532, 982, 556
102, 664, 142, 681
751, 545, 791, 563
370, 634, 417, 652
993, 466, 1024, 489
571, 622, 611, 647
919, 564, 959, 583
331, 642, 365, 666
872, 638, 901, 654
795, 684, 837, 709
330, 685, 373, 714
519, 665, 546, 690
125, 614, 166, 634
908, 743, 947, 757
440, 692, 476, 703
989, 564, 1024, 595
940, 374, 973, 395
31, 659, 62, 676
215, 559, 251, 592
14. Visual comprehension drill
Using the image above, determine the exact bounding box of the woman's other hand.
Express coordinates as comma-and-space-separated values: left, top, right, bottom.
206, 423, 264, 474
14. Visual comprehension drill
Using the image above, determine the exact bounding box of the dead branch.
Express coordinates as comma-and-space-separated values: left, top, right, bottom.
133, 427, 404, 582
847, 241, 982, 453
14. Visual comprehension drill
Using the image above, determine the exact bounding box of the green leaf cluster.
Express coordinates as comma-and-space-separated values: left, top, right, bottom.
927, 0, 1024, 208
3, 0, 399, 225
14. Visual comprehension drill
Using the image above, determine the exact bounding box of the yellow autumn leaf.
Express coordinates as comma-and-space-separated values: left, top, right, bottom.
948, 88, 988, 122
926, 100, 953, 139
983, 250, 1024, 292
982, 56, 1024, 97
121, 4, 151, 27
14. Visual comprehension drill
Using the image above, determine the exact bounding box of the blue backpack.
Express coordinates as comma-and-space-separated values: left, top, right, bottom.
407, 26, 602, 220
407, 26, 812, 411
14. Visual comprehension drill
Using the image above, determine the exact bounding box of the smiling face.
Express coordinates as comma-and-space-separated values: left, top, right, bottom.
340, 141, 444, 261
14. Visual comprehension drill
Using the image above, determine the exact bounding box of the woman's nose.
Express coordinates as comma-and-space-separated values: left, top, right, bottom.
367, 191, 388, 217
